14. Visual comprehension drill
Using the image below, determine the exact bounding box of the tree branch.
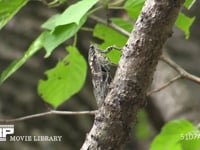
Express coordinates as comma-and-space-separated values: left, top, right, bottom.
90, 14, 200, 96
0, 110, 97, 123
147, 74, 182, 96
81, 0, 185, 149
160, 55, 200, 84
89, 15, 130, 37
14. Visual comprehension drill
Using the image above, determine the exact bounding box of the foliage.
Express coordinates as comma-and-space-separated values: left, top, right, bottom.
0, 0, 199, 148
0, 0, 98, 107
41, 0, 98, 57
38, 46, 87, 108
135, 110, 151, 140
124, 0, 195, 39
0, 0, 28, 30
93, 23, 127, 63
150, 119, 200, 150
0, 33, 44, 83
0, 0, 196, 107
1, 0, 194, 82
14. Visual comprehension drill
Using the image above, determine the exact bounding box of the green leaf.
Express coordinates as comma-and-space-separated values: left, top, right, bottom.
42, 0, 98, 30
135, 110, 151, 140
123, 0, 195, 39
111, 18, 133, 33
150, 119, 197, 150
124, 0, 145, 19
184, 0, 196, 9
41, 14, 61, 31
93, 24, 128, 64
181, 134, 200, 150
94, 24, 127, 46
0, 0, 28, 30
41, 0, 98, 57
38, 46, 87, 108
175, 13, 195, 39
42, 0, 98, 57
0, 33, 44, 84
0, 0, 98, 84
43, 15, 87, 58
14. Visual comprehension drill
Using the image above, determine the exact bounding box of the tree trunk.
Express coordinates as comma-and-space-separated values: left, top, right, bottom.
81, 0, 185, 149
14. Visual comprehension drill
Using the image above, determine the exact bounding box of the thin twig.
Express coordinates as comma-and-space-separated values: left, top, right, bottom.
81, 27, 94, 32
147, 55, 200, 95
0, 110, 97, 123
89, 15, 130, 37
160, 55, 200, 84
183, 73, 200, 84
160, 55, 186, 74
109, 0, 124, 6
147, 75, 182, 96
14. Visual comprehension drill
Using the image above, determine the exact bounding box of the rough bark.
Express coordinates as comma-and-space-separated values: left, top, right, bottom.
81, 0, 185, 149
